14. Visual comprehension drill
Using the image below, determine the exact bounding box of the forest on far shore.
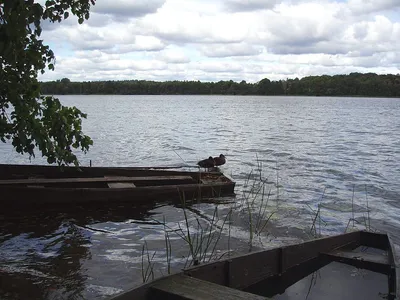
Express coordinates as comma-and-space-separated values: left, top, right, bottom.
40, 72, 400, 97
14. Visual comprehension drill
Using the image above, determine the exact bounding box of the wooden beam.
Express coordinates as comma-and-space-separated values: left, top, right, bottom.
245, 256, 330, 297
105, 176, 136, 188
0, 163, 219, 179
228, 248, 280, 289
107, 182, 136, 188
320, 249, 392, 275
0, 175, 194, 185
360, 231, 389, 250
281, 230, 361, 271
184, 261, 229, 286
148, 274, 269, 300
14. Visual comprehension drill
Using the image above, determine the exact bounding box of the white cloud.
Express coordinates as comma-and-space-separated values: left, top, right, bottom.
346, 0, 400, 15
157, 47, 191, 63
91, 0, 166, 18
37, 0, 400, 83
201, 43, 263, 57
193, 61, 244, 73
105, 36, 167, 53
223, 0, 280, 12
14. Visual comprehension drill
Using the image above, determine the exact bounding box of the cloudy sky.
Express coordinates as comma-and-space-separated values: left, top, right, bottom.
39, 0, 400, 83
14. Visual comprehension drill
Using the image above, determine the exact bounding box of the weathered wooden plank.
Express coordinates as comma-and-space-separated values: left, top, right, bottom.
108, 230, 390, 300
320, 249, 391, 275
148, 274, 269, 300
104, 176, 137, 188
0, 180, 235, 206
184, 261, 228, 286
108, 272, 180, 300
281, 230, 361, 272
184, 234, 362, 291
228, 248, 280, 289
0, 163, 218, 180
107, 182, 136, 188
0, 175, 194, 185
244, 256, 330, 298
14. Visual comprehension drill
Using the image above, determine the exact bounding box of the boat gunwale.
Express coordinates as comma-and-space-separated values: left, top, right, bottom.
0, 180, 235, 191
107, 230, 398, 300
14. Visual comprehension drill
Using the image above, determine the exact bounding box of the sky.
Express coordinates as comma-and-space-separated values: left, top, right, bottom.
38, 0, 400, 83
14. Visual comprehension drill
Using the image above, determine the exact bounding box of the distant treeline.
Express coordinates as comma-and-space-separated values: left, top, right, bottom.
40, 72, 400, 97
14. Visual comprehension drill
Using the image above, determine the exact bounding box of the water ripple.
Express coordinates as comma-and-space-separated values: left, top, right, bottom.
1, 95, 400, 299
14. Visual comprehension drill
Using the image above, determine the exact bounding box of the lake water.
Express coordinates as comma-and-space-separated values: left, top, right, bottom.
0, 95, 399, 299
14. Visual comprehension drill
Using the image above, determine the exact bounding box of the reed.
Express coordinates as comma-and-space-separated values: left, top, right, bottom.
365, 184, 371, 232
343, 184, 375, 233
138, 156, 379, 287
153, 190, 233, 268
352, 184, 355, 228
239, 156, 279, 250
307, 188, 327, 238
141, 240, 156, 283
163, 216, 172, 275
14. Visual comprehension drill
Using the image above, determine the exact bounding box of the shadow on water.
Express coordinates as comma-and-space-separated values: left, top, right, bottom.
260, 262, 389, 300
0, 218, 90, 299
0, 196, 236, 300
245, 246, 390, 300
0, 202, 163, 300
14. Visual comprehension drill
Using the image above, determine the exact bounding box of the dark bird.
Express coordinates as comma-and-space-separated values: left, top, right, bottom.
214, 154, 226, 166
197, 156, 215, 170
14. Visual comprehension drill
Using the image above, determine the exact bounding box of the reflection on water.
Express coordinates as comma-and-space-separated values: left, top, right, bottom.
273, 262, 388, 300
0, 95, 400, 299
0, 204, 156, 299
0, 217, 90, 299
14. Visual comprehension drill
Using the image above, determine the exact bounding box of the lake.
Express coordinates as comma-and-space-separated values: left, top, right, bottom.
0, 95, 399, 299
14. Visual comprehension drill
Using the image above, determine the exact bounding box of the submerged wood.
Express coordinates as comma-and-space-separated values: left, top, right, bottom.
108, 230, 399, 300
0, 163, 236, 206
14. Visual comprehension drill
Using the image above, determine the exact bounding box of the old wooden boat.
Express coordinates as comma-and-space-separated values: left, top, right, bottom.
0, 163, 235, 206
108, 230, 399, 300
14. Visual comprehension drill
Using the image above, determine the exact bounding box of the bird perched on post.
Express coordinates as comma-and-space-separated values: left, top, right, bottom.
213, 154, 226, 166
197, 156, 215, 171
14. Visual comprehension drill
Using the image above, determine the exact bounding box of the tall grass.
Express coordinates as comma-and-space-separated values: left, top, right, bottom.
344, 183, 374, 233
148, 190, 233, 272
139, 158, 279, 278
141, 240, 156, 283
238, 156, 279, 250
307, 188, 327, 238
138, 156, 377, 285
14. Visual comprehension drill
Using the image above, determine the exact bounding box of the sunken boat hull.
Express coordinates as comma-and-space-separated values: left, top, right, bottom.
108, 230, 399, 300
0, 164, 235, 207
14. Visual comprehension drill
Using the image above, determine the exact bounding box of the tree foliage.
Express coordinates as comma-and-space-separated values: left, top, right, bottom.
0, 0, 95, 166
40, 72, 400, 97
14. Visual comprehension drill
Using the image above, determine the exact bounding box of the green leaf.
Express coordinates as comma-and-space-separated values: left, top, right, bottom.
1, 0, 94, 167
